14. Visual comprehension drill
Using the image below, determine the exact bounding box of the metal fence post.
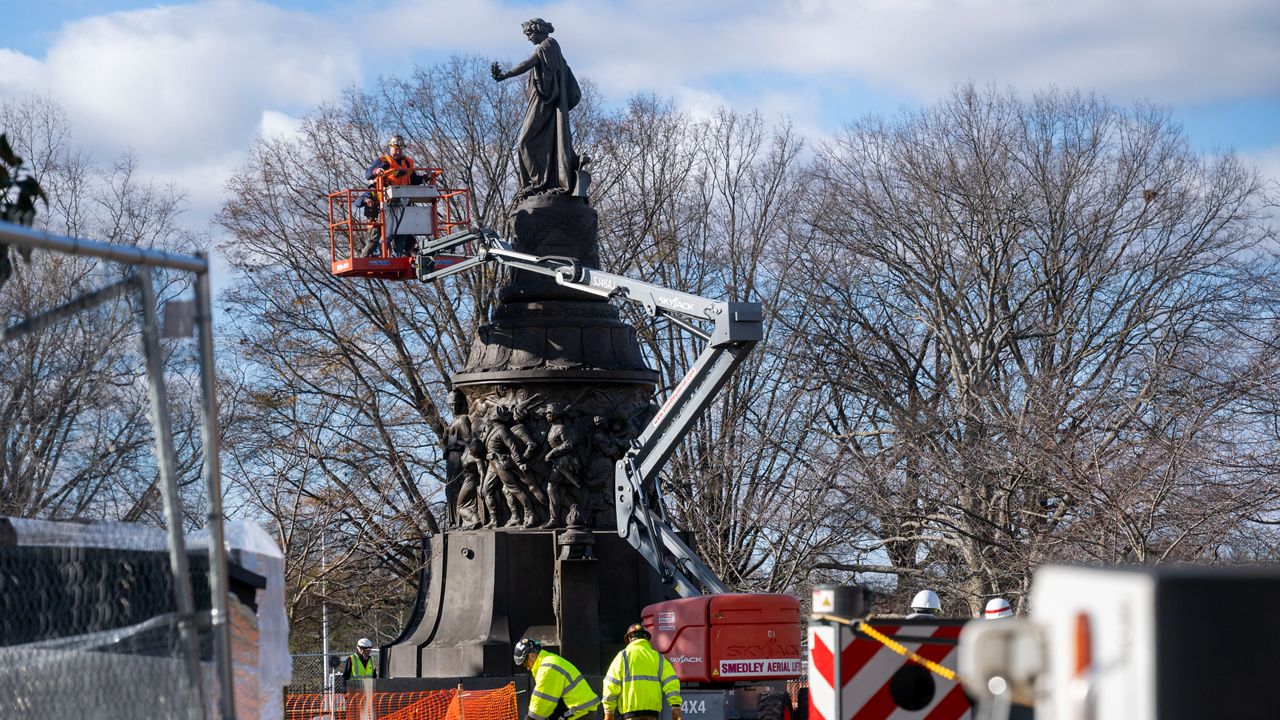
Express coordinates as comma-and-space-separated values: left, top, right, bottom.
196, 256, 237, 719
137, 266, 208, 718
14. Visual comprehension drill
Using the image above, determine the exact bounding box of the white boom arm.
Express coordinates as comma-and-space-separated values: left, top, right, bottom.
417, 228, 762, 596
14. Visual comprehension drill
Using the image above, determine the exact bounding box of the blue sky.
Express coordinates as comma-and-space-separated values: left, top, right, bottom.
1, 0, 1278, 229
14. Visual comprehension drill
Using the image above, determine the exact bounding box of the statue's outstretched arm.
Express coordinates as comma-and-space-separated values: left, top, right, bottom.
492, 51, 539, 81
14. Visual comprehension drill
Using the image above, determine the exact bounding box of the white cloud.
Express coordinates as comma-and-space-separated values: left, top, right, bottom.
1249, 145, 1280, 183
822, 0, 1280, 103
5, 0, 361, 171
3, 0, 1275, 242
0, 49, 46, 97
257, 110, 303, 143
669, 86, 730, 123
143, 153, 242, 230
370, 0, 518, 57
462, 0, 1280, 107
9, 0, 1274, 174
1243, 145, 1280, 220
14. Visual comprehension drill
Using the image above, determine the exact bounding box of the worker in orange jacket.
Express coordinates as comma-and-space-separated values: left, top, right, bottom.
358, 134, 430, 257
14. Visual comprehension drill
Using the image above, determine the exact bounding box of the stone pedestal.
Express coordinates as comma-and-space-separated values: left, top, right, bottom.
383, 529, 676, 678
555, 523, 600, 669
499, 195, 600, 303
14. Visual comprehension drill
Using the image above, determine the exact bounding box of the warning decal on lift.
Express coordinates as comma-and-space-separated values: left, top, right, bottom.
718, 659, 804, 677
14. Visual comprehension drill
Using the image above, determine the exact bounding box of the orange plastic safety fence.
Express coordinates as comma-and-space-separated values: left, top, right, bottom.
444, 686, 521, 720
284, 683, 518, 720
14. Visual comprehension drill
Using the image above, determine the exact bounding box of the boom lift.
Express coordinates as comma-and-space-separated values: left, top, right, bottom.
416, 228, 802, 720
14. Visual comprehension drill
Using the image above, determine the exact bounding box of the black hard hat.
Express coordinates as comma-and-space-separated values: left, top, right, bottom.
513, 638, 542, 665
624, 623, 650, 641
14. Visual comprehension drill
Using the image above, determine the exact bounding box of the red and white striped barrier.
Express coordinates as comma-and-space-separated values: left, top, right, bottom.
808, 621, 972, 720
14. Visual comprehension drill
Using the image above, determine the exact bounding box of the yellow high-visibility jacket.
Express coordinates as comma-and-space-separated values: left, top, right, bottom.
602, 639, 682, 717
348, 653, 376, 679
529, 651, 600, 720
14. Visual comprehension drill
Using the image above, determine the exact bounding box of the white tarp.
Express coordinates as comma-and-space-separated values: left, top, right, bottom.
191, 519, 291, 720
5, 516, 171, 550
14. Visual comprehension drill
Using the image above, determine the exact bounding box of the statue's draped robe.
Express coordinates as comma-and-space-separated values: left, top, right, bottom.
517, 38, 580, 196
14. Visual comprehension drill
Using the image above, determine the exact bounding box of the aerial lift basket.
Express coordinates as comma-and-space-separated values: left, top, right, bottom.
327, 170, 474, 281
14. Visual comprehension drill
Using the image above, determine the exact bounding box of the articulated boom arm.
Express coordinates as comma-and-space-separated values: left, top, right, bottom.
418, 229, 763, 597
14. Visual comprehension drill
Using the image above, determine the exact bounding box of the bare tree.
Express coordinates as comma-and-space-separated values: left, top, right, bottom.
791, 85, 1280, 613
221, 65, 1280, 632
0, 96, 207, 524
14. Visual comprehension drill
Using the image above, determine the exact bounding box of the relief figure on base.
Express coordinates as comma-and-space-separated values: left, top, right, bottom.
541, 403, 584, 528
482, 405, 537, 528
442, 391, 473, 528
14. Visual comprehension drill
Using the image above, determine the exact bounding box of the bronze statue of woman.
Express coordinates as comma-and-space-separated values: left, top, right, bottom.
491, 18, 581, 199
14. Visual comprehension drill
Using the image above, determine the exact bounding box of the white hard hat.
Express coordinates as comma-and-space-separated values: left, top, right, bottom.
357, 637, 373, 649
387, 134, 405, 148
984, 598, 1013, 619
910, 589, 941, 612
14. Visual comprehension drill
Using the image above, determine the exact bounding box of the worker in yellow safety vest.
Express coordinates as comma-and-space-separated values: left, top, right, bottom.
340, 637, 377, 689
514, 638, 601, 720
602, 623, 682, 720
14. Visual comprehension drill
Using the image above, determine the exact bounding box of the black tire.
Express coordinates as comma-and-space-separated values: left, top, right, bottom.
757, 690, 786, 720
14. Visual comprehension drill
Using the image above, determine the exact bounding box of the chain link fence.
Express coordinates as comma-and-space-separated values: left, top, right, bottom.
289, 652, 342, 695
0, 519, 212, 720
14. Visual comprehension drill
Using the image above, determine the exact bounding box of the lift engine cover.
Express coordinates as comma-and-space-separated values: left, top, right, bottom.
642, 593, 803, 684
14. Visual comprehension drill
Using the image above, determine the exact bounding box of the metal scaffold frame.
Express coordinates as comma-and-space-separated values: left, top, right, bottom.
0, 219, 237, 720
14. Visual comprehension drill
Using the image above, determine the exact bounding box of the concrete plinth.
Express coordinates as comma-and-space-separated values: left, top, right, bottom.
383, 529, 677, 678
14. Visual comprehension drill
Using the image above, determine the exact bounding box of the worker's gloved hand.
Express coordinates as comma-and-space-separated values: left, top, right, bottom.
602, 712, 614, 720
491, 62, 504, 81
671, 707, 682, 720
